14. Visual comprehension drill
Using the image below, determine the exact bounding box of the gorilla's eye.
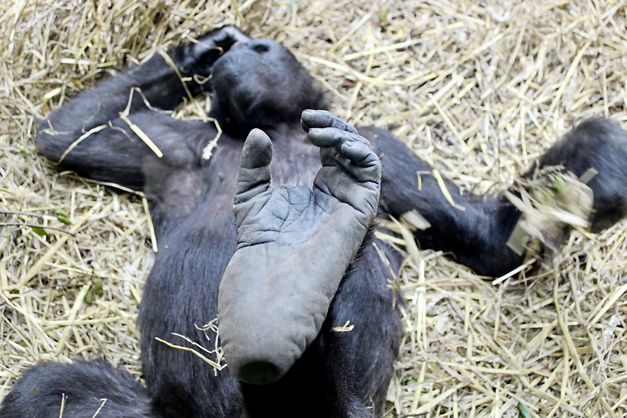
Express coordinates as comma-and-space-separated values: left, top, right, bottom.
252, 43, 269, 54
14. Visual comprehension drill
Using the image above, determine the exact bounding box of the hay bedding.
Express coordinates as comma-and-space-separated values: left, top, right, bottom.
0, 0, 625, 416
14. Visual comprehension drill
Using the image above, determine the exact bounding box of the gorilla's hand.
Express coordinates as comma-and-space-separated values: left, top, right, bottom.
218, 111, 380, 385
179, 25, 250, 77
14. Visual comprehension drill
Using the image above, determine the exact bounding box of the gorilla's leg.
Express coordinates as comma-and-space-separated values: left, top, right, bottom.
218, 112, 401, 417
137, 215, 244, 418
360, 125, 521, 276
0, 361, 161, 418
219, 119, 382, 383
35, 26, 248, 189
239, 239, 403, 418
360, 118, 627, 277
529, 118, 626, 232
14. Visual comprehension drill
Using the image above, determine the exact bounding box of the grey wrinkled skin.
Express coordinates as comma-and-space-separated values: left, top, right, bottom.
219, 113, 381, 384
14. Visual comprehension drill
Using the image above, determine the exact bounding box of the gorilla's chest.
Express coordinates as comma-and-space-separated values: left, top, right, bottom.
206, 134, 320, 198
270, 137, 321, 187
190, 134, 321, 235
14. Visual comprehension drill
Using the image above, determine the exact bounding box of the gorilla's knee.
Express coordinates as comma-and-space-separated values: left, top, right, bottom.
0, 360, 160, 418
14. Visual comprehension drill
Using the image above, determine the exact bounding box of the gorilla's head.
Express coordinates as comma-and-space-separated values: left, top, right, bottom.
209, 39, 327, 135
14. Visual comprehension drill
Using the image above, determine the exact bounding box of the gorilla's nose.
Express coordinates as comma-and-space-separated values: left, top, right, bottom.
247, 39, 271, 54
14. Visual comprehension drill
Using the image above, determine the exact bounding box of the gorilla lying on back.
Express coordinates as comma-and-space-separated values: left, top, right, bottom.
1, 26, 625, 418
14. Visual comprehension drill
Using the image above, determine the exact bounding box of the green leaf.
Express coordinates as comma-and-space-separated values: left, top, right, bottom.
94, 280, 105, 297
30, 226, 47, 237
554, 177, 566, 196
85, 281, 105, 304
56, 210, 71, 225
84, 291, 94, 304
517, 401, 532, 418
378, 9, 388, 23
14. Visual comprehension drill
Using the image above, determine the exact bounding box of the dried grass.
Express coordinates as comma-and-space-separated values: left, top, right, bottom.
1, 1, 626, 417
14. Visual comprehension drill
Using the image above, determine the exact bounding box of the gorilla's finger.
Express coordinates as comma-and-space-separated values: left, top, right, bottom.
221, 26, 251, 46
308, 127, 376, 164
301, 109, 358, 134
189, 26, 251, 75
234, 129, 273, 204
308, 127, 368, 148
340, 140, 374, 164
198, 25, 250, 52
338, 140, 381, 185
240, 129, 272, 168
310, 127, 381, 188
307, 127, 341, 147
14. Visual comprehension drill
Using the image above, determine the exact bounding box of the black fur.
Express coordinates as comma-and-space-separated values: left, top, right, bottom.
0, 361, 160, 418
362, 121, 627, 276
2, 25, 626, 418
530, 118, 627, 232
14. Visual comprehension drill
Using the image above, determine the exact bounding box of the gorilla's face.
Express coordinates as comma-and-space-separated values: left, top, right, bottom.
210, 39, 326, 135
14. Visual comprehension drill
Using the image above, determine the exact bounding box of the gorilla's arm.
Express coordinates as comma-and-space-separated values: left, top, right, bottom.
35, 26, 249, 189
360, 118, 627, 277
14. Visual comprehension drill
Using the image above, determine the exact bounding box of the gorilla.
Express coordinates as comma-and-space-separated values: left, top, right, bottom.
1, 26, 625, 418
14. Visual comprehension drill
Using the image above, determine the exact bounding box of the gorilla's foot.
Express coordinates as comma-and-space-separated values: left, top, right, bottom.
218, 111, 381, 384
507, 118, 627, 260
531, 118, 627, 233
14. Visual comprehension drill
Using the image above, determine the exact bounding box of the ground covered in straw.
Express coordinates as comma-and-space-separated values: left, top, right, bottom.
1, 1, 625, 417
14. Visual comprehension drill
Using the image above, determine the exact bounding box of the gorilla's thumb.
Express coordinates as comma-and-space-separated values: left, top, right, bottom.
234, 129, 273, 204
